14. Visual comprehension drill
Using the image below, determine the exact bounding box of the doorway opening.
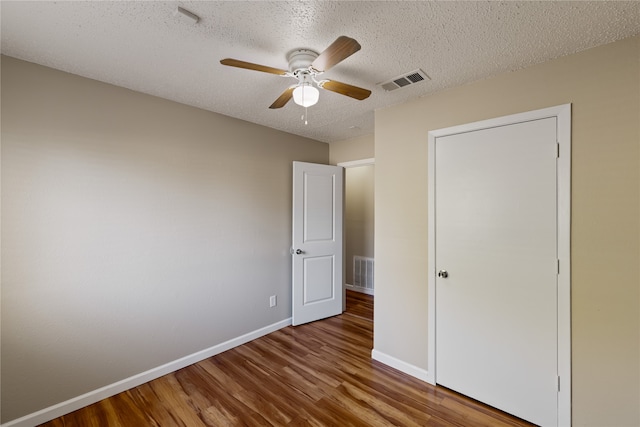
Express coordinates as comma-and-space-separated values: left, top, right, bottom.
338, 158, 375, 298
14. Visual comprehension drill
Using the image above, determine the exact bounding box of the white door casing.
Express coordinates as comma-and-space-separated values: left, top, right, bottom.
292, 161, 344, 326
427, 104, 571, 426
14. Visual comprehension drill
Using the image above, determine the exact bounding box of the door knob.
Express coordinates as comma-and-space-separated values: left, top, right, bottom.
295, 249, 303, 255
438, 270, 448, 278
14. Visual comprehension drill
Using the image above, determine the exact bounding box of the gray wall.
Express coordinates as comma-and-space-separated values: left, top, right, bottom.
1, 56, 328, 423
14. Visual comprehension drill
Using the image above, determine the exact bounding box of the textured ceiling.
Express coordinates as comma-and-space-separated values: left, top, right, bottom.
1, 1, 639, 143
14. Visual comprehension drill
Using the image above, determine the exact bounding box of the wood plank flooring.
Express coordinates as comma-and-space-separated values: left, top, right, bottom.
40, 291, 534, 426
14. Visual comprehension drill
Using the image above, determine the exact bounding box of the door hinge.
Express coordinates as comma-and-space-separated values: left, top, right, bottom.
556, 143, 560, 158
557, 376, 561, 391
557, 259, 560, 275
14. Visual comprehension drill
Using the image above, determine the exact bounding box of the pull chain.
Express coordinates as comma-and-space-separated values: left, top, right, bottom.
297, 84, 312, 125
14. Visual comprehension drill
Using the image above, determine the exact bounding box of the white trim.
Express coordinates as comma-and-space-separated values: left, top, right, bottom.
337, 158, 374, 168
345, 283, 374, 296
428, 105, 569, 139
426, 134, 437, 386
556, 104, 572, 427
371, 349, 430, 382
2, 318, 292, 427
427, 104, 571, 426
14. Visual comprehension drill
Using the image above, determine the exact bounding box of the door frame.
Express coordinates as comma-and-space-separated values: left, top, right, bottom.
426, 104, 571, 426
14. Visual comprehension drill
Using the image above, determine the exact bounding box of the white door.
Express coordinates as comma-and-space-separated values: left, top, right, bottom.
292, 161, 343, 326
434, 118, 558, 426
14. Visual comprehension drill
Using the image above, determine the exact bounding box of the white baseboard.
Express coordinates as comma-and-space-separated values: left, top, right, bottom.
345, 283, 374, 296
2, 318, 292, 427
371, 349, 434, 384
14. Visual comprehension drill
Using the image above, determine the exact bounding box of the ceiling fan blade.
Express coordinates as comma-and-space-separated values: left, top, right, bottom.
319, 80, 371, 101
311, 36, 361, 73
269, 87, 295, 109
220, 58, 288, 76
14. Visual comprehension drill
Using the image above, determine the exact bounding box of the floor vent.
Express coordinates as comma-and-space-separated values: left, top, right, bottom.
352, 256, 374, 295
378, 69, 430, 91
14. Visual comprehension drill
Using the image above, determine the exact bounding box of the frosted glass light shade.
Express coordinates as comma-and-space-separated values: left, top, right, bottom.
293, 84, 319, 107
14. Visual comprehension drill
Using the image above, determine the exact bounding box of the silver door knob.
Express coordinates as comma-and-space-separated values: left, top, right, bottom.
295, 249, 303, 255
438, 270, 448, 278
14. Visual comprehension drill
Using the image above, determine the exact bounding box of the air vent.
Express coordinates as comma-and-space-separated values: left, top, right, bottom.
350, 256, 374, 295
378, 69, 430, 91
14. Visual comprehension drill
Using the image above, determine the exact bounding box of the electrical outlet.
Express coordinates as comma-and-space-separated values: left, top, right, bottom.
269, 295, 277, 308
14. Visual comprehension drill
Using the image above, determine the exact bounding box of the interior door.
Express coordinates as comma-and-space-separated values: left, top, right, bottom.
292, 161, 343, 326
434, 118, 558, 426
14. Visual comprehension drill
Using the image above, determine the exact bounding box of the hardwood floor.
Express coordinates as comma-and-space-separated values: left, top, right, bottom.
40, 291, 534, 426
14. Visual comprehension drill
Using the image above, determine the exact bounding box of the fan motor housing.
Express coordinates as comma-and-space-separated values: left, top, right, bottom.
287, 49, 319, 73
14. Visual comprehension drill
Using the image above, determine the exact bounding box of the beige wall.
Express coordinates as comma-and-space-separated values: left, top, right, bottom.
374, 36, 640, 426
329, 133, 374, 165
0, 56, 328, 423
344, 165, 375, 285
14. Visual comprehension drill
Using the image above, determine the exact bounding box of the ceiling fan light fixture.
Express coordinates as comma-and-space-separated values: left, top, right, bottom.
293, 84, 319, 107
220, 36, 369, 110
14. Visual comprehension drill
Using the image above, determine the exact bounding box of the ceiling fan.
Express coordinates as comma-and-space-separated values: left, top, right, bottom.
220, 36, 371, 110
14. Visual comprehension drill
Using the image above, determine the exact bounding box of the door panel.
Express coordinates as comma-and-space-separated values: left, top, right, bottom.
303, 256, 335, 303
435, 118, 558, 426
303, 173, 335, 242
292, 162, 343, 326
